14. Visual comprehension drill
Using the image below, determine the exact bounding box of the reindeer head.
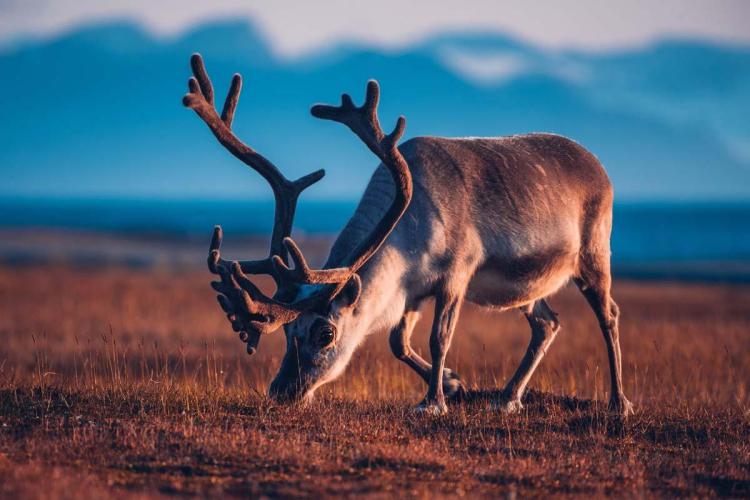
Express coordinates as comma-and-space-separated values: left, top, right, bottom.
183, 54, 411, 401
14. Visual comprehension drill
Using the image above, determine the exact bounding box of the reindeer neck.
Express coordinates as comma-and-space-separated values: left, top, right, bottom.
327, 241, 408, 338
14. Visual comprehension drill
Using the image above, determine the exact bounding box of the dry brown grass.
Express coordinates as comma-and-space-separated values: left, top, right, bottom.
1, 264, 749, 497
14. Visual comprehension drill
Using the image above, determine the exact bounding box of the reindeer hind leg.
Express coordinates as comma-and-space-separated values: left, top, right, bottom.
574, 255, 634, 417
496, 299, 560, 414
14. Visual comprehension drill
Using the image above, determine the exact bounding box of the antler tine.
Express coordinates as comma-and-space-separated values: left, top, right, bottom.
271, 237, 353, 285
221, 73, 241, 127
207, 225, 223, 273
190, 53, 214, 105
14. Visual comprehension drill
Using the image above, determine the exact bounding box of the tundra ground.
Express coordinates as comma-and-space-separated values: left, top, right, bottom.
0, 265, 748, 497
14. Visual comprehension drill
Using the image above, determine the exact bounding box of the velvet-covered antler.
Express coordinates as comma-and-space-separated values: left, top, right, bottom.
273, 80, 413, 298
184, 54, 324, 353
184, 54, 412, 355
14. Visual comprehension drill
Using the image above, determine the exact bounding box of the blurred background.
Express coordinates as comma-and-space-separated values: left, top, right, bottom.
1, 0, 749, 280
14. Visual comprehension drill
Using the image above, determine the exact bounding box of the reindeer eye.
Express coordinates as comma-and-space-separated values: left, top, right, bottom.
320, 328, 335, 346
313, 320, 336, 346
312, 319, 336, 347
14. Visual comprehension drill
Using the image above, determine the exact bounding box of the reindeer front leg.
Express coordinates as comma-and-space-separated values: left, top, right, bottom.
414, 290, 464, 415
389, 310, 466, 400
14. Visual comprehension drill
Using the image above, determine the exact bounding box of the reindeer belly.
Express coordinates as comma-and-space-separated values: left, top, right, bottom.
465, 249, 577, 310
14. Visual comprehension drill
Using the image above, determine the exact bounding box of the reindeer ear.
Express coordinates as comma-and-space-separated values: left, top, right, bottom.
336, 274, 362, 310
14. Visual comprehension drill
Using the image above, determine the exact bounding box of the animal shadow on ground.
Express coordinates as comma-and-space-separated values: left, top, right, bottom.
456, 387, 594, 411
446, 387, 630, 436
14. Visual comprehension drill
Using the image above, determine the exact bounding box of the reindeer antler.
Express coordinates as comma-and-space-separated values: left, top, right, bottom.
273, 80, 413, 298
184, 54, 412, 355
184, 53, 324, 274
184, 54, 325, 353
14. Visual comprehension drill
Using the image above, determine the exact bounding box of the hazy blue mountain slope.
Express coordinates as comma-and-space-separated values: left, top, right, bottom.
582, 41, 750, 162
1, 21, 748, 200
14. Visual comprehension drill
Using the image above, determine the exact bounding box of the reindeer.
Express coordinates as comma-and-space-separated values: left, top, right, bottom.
183, 54, 633, 417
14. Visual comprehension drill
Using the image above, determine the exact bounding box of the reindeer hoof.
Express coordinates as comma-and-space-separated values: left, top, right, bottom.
442, 369, 466, 400
413, 401, 448, 416
491, 398, 524, 415
609, 396, 634, 417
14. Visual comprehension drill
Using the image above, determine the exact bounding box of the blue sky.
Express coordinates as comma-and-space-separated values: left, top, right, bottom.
2, 0, 749, 56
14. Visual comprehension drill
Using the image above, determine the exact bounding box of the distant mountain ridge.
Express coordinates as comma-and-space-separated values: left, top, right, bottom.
1, 19, 749, 200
